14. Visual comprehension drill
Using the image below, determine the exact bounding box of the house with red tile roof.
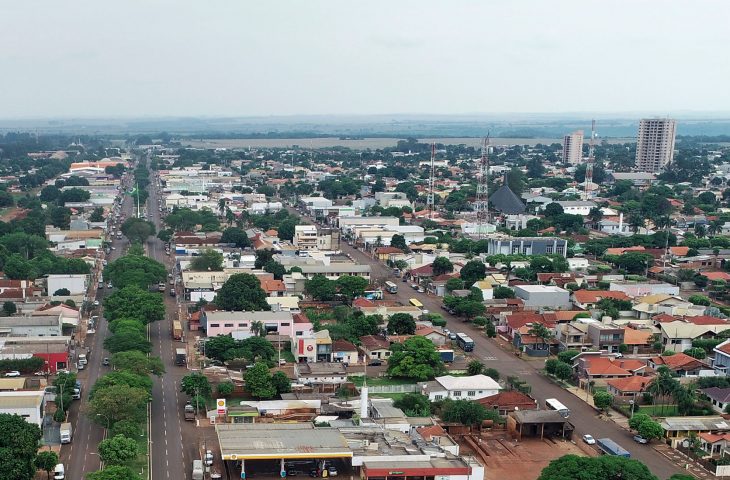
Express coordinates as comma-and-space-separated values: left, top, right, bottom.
359, 335, 391, 361
332, 339, 359, 364
575, 356, 648, 382
502, 312, 556, 339
648, 352, 710, 376
606, 375, 653, 398
478, 391, 538, 415
414, 326, 448, 346
572, 290, 632, 310
703, 272, 730, 282
259, 278, 287, 297
605, 246, 646, 256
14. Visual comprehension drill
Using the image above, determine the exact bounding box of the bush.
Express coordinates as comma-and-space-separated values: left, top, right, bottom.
111, 420, 142, 439
432, 318, 447, 327
484, 368, 500, 381
218, 381, 234, 397
472, 316, 487, 327
555, 362, 573, 380
545, 358, 559, 375
557, 350, 580, 364
0, 357, 45, 373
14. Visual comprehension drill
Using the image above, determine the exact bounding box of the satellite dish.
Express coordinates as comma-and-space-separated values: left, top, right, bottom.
682, 440, 690, 448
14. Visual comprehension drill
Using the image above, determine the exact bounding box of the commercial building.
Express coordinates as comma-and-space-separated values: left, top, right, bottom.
293, 225, 319, 250
635, 118, 677, 173
418, 375, 501, 401
0, 391, 46, 427
562, 130, 584, 165
486, 237, 568, 257
513, 285, 571, 309
202, 311, 313, 339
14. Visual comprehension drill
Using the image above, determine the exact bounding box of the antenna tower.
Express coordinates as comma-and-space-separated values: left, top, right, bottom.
583, 120, 596, 201
426, 143, 436, 219
475, 135, 490, 239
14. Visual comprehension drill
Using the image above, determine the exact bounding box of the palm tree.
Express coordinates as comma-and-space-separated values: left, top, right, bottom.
250, 321, 265, 337
627, 212, 645, 234
528, 323, 553, 351
500, 260, 515, 283
218, 198, 227, 215
695, 224, 707, 238
708, 220, 723, 237
588, 207, 603, 228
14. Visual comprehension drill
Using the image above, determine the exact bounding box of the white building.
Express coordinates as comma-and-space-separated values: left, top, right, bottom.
248, 202, 283, 214
635, 118, 677, 173
513, 285, 571, 309
0, 391, 46, 427
47, 274, 88, 296
563, 130, 584, 165
553, 200, 596, 216
293, 225, 318, 250
419, 375, 500, 401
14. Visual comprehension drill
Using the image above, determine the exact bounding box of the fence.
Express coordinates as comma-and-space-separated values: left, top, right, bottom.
366, 384, 418, 394
677, 443, 728, 477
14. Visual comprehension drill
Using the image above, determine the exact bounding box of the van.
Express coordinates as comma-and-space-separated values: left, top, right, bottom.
53, 463, 65, 480
192, 459, 204, 480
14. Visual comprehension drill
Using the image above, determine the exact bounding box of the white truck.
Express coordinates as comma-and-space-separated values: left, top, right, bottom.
78, 353, 87, 366
60, 422, 72, 444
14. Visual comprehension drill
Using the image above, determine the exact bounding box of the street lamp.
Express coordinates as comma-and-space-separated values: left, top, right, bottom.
96, 413, 111, 430
629, 399, 636, 418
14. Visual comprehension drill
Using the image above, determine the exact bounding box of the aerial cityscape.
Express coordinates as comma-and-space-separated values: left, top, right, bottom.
3, 2, 730, 480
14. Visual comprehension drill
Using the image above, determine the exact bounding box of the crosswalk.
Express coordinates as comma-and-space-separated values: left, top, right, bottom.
482, 356, 498, 361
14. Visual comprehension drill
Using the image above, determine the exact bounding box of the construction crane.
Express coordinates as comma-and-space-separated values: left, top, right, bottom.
426, 143, 436, 219
583, 120, 596, 201
474, 135, 490, 239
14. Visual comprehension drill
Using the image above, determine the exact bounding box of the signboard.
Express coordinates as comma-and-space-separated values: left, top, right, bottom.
217, 398, 227, 415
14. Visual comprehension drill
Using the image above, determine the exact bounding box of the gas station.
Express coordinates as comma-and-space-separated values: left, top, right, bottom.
216, 423, 353, 479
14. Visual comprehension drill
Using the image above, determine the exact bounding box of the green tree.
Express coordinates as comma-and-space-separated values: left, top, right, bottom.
264, 260, 286, 280
0, 413, 42, 480
555, 362, 573, 380
628, 413, 652, 431
217, 381, 235, 397
221, 227, 251, 248
245, 362, 276, 399
636, 418, 664, 442
157, 229, 173, 243
440, 399, 496, 425
35, 450, 59, 480
214, 273, 270, 311
557, 350, 580, 364
104, 331, 152, 354
104, 255, 167, 290
544, 358, 559, 375
432, 256, 454, 276
388, 336, 445, 380
98, 434, 138, 466
537, 455, 658, 480
111, 351, 165, 376
272, 371, 292, 395
684, 347, 707, 360
304, 275, 337, 301
90, 385, 149, 425
445, 278, 464, 292
484, 368, 500, 381
387, 313, 417, 335
190, 249, 224, 271
103, 286, 165, 323
336, 275, 369, 300
86, 466, 138, 480
390, 234, 408, 251
277, 218, 298, 241
2, 301, 17, 316
688, 294, 711, 306
393, 393, 431, 417
493, 286, 515, 299
89, 207, 105, 222
460, 260, 486, 286
90, 371, 153, 398
120, 217, 156, 244
593, 391, 613, 412
467, 360, 484, 376
180, 373, 212, 398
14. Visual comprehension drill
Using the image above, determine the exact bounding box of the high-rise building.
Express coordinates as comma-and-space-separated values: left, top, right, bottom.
635, 118, 677, 173
562, 130, 584, 165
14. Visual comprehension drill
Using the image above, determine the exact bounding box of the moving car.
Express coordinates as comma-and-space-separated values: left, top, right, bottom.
633, 435, 648, 444
4, 371, 20, 377
582, 434, 596, 445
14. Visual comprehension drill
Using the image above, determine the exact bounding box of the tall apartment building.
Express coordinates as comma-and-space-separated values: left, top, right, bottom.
635, 118, 677, 173
562, 130, 584, 164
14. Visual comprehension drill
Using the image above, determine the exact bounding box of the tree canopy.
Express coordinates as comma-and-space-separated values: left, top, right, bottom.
213, 273, 270, 311
537, 455, 658, 480
387, 313, 417, 335
0, 413, 42, 480
120, 217, 156, 244
104, 254, 166, 290
388, 336, 445, 380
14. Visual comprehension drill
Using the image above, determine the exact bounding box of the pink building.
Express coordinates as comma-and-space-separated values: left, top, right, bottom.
202, 310, 313, 339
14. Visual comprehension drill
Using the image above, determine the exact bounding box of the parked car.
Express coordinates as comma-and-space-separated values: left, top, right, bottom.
4, 371, 21, 377
327, 466, 338, 477
582, 434, 596, 445
367, 360, 382, 367
633, 435, 648, 444
411, 283, 419, 290
204, 450, 214, 466
102, 358, 110, 366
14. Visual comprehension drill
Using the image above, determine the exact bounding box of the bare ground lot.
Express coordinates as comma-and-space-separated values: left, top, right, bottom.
458, 431, 596, 480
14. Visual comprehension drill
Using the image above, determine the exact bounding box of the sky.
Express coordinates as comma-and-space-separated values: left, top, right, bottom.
1, 0, 729, 118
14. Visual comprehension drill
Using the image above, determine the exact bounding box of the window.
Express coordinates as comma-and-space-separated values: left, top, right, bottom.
434, 395, 443, 401
238, 323, 246, 327
453, 391, 462, 397
546, 245, 554, 254
296, 331, 304, 336
467, 391, 476, 397
281, 322, 290, 326
224, 323, 234, 327
210, 323, 219, 327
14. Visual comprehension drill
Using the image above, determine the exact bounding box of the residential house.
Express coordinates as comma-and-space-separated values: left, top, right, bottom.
713, 339, 730, 375
555, 322, 591, 352
513, 326, 555, 357
413, 326, 448, 346
419, 375, 501, 401
699, 432, 730, 457
660, 321, 730, 353
294, 362, 346, 392
648, 352, 711, 377
331, 339, 359, 364
572, 290, 632, 310
632, 294, 705, 319
575, 356, 648, 383
701, 388, 730, 414
359, 335, 391, 361
374, 247, 404, 262
606, 376, 652, 399
587, 323, 625, 354
622, 327, 654, 355
661, 416, 730, 448
477, 391, 538, 415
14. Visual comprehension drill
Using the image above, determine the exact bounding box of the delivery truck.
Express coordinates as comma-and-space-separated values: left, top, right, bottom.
173, 321, 183, 340
60, 422, 72, 444
184, 403, 196, 421
596, 438, 631, 458
175, 348, 187, 366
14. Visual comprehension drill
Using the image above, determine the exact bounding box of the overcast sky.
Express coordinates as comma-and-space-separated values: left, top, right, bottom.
1, 1, 728, 118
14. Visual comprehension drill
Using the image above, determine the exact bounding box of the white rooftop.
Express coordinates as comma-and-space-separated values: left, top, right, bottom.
435, 374, 500, 391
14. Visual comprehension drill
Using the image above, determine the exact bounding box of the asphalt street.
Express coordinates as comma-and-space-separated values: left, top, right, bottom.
292, 206, 682, 479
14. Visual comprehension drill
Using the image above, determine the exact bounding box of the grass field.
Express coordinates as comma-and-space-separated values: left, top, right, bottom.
122, 422, 148, 478
350, 376, 413, 387
369, 392, 407, 401
637, 404, 678, 416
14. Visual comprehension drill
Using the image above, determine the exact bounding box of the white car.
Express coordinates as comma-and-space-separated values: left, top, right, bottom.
4, 371, 21, 377
93, 300, 100, 307
582, 434, 596, 445
204, 450, 214, 466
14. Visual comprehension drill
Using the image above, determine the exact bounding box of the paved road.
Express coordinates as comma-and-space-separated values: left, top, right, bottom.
61, 178, 132, 478
146, 163, 199, 480
292, 207, 682, 479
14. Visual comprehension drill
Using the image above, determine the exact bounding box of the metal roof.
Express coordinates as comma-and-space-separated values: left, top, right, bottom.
216, 424, 352, 460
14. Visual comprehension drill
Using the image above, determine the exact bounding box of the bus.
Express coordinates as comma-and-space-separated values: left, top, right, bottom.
409, 298, 423, 309
545, 398, 570, 418
455, 333, 474, 352
385, 281, 398, 294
